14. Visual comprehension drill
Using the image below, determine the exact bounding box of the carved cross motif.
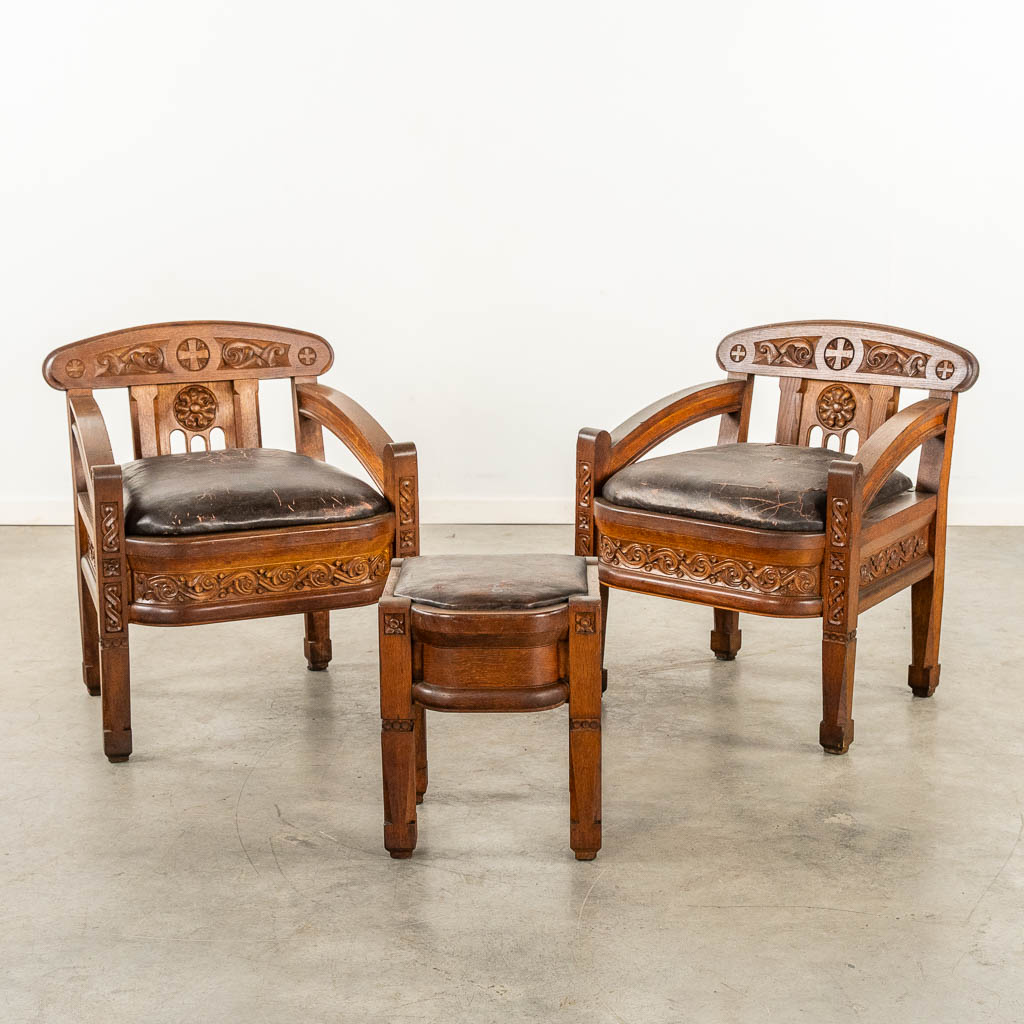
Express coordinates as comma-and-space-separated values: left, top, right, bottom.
730, 343, 747, 362
298, 346, 317, 366
935, 359, 954, 381
176, 338, 210, 371
824, 337, 855, 370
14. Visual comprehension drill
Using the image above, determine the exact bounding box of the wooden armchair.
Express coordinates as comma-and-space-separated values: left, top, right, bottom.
575, 321, 978, 753
43, 321, 419, 762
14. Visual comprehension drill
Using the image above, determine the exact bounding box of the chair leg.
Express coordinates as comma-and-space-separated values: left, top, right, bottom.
381, 721, 417, 858
569, 595, 603, 861
908, 573, 942, 697
379, 597, 417, 858
820, 627, 856, 754
414, 703, 428, 804
600, 583, 609, 693
304, 611, 332, 671
100, 637, 132, 762
710, 608, 741, 661
78, 574, 100, 696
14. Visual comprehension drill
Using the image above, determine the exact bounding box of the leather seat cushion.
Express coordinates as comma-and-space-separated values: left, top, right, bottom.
602, 443, 913, 532
122, 448, 389, 536
394, 554, 589, 611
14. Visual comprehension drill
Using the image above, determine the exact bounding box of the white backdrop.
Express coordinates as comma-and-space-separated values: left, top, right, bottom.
2, 1, 1021, 525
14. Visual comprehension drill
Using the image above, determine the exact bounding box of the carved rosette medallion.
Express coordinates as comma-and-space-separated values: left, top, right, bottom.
598, 536, 818, 597
383, 613, 406, 635
65, 358, 85, 378
176, 338, 210, 371
173, 385, 218, 430
816, 385, 856, 429
574, 611, 596, 634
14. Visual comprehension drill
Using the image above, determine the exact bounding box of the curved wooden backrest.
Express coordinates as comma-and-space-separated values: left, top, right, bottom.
43, 320, 333, 390
716, 320, 977, 454
43, 321, 334, 458
716, 320, 978, 393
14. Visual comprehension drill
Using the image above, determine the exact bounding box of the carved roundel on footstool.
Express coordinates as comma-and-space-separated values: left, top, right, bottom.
816, 385, 856, 429
173, 385, 218, 430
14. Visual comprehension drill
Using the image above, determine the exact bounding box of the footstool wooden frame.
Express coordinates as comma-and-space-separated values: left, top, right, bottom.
377, 555, 604, 860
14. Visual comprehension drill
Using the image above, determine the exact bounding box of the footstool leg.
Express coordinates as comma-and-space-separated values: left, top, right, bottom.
379, 590, 417, 858
414, 703, 428, 804
569, 586, 603, 860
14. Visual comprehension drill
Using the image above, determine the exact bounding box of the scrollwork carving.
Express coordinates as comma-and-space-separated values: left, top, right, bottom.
218, 339, 290, 369
397, 477, 416, 554
100, 503, 120, 553
102, 582, 124, 632
829, 497, 849, 548
599, 536, 818, 596
753, 336, 819, 368
859, 532, 928, 586
133, 549, 389, 605
96, 343, 167, 377
859, 341, 927, 378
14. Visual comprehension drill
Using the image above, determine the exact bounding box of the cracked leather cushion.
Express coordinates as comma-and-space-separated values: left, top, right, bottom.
394, 555, 589, 611
122, 448, 389, 536
601, 443, 913, 532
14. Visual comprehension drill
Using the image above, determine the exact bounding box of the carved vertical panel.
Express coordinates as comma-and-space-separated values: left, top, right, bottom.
822, 472, 862, 641
796, 380, 897, 452
575, 461, 593, 555
93, 481, 129, 648
397, 476, 417, 555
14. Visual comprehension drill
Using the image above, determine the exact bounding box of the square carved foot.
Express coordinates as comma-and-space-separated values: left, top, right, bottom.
908, 665, 940, 698
819, 720, 854, 755
710, 629, 741, 661
83, 665, 100, 696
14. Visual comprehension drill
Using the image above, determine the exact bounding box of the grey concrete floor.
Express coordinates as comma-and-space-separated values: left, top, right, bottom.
1, 525, 1022, 1023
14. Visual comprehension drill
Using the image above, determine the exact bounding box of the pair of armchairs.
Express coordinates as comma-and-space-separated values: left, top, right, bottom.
44, 319, 976, 762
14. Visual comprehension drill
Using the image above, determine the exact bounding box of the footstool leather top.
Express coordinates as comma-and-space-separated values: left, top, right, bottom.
394, 554, 589, 611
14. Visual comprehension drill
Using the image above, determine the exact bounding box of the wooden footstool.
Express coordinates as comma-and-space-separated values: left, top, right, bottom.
377, 554, 604, 860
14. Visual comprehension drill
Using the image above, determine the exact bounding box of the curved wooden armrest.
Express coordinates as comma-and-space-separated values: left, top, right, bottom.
68, 392, 118, 507
294, 382, 394, 491
833, 397, 950, 509
604, 379, 748, 476
68, 392, 116, 470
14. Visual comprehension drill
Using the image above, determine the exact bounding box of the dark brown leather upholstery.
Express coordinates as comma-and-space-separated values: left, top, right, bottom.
122, 448, 389, 536
602, 443, 913, 532
394, 555, 588, 611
